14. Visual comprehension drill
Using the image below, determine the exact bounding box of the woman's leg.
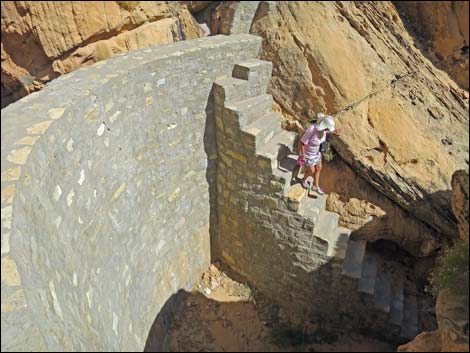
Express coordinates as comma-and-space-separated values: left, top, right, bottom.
313, 162, 322, 188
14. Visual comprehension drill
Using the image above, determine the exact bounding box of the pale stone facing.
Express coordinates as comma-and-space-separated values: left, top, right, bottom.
0, 34, 262, 352
1, 185, 16, 204
1, 167, 22, 182
1, 256, 22, 286
49, 280, 63, 319
1, 289, 27, 312
48, 107, 66, 120
14, 136, 40, 146
1, 232, 11, 254
26, 120, 53, 135
1, 206, 13, 230
113, 182, 127, 200
53, 185, 63, 201
7, 147, 32, 165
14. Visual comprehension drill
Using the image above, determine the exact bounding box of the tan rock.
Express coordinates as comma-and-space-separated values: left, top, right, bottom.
179, 1, 214, 13
322, 157, 441, 257
397, 330, 442, 352
1, 1, 203, 107
451, 170, 469, 243
436, 290, 469, 352
394, 1, 469, 90
250, 1, 468, 240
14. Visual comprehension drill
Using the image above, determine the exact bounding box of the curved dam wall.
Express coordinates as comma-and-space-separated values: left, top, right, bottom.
1, 34, 261, 352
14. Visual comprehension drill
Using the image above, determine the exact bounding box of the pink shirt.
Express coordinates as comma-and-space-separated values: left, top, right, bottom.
301, 125, 326, 159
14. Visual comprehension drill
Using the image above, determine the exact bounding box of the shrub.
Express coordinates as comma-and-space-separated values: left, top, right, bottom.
270, 324, 305, 347
322, 141, 335, 162
116, 1, 140, 12
430, 241, 469, 300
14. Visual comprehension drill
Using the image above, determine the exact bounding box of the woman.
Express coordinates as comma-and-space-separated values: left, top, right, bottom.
299, 114, 340, 195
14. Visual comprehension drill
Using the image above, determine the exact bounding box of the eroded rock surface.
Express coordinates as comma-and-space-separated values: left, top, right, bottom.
394, 1, 469, 91
1, 1, 203, 107
249, 1, 469, 240
451, 170, 469, 243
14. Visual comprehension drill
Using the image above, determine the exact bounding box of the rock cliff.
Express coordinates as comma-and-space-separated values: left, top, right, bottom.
398, 170, 469, 352
1, 1, 203, 108
248, 1, 469, 252
451, 170, 469, 243
394, 1, 469, 91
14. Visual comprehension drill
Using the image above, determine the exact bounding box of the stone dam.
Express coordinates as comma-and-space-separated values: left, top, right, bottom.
1, 34, 423, 351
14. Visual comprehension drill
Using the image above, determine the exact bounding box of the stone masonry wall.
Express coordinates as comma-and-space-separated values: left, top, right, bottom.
211, 60, 420, 343
1, 34, 262, 352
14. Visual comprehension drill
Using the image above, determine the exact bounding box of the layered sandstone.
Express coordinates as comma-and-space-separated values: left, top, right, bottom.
451, 170, 469, 243
398, 290, 469, 352
1, 1, 203, 108
249, 1, 469, 246
394, 1, 469, 91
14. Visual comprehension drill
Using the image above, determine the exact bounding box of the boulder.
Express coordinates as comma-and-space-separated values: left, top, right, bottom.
397, 330, 442, 352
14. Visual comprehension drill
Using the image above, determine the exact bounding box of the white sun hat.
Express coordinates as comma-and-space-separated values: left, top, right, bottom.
316, 115, 335, 131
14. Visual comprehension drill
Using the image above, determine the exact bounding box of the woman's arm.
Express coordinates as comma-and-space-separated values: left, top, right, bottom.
300, 141, 306, 159
326, 129, 341, 136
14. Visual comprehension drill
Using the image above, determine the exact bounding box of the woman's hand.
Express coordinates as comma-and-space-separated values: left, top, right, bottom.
332, 129, 341, 136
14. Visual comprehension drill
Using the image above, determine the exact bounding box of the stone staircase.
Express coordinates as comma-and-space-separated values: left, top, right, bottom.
214, 59, 419, 342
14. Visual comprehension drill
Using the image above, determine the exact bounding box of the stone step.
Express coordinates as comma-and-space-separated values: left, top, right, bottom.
342, 239, 367, 279
227, 94, 273, 126
313, 211, 339, 241
215, 76, 251, 103
374, 262, 392, 313
284, 183, 307, 212
326, 227, 351, 259
300, 194, 327, 224
257, 130, 297, 167
278, 153, 298, 173
390, 269, 405, 326
358, 251, 378, 295
232, 59, 272, 95
401, 282, 419, 340
275, 154, 299, 193
242, 111, 283, 149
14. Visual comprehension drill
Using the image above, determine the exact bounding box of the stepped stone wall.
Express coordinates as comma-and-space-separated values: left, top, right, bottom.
0, 34, 262, 352
212, 59, 420, 343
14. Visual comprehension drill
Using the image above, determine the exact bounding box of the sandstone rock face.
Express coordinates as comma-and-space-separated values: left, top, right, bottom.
394, 1, 469, 91
321, 158, 441, 257
397, 290, 469, 352
397, 330, 442, 352
180, 1, 215, 14
435, 290, 469, 352
250, 1, 469, 241
1, 1, 203, 108
451, 170, 469, 243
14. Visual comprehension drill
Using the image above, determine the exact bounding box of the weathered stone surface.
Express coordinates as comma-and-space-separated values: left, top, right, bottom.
1, 34, 262, 352
1, 1, 203, 107
180, 1, 214, 13
397, 330, 442, 352
451, 170, 469, 243
322, 157, 441, 257
398, 289, 469, 352
394, 1, 469, 90
250, 1, 469, 240
213, 57, 421, 344
194, 1, 261, 35
436, 290, 469, 352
